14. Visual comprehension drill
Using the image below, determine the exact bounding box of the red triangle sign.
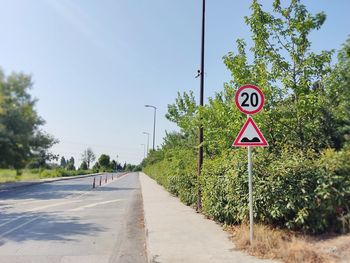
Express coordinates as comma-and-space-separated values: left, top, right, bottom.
233, 117, 268, 147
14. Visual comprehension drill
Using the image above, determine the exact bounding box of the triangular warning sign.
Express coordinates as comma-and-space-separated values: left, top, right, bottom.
233, 117, 268, 147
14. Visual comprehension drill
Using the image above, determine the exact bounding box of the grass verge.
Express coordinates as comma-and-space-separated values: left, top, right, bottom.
0, 169, 93, 183
227, 224, 349, 263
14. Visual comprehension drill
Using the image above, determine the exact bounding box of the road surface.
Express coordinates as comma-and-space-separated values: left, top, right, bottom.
0, 172, 147, 263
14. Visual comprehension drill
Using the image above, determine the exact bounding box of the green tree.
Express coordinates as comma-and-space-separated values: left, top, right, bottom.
110, 160, 117, 170
92, 162, 100, 172
125, 163, 135, 172
60, 156, 67, 168
222, 0, 333, 152
0, 69, 57, 172
323, 36, 350, 148
81, 148, 96, 169
27, 150, 58, 169
98, 154, 110, 170
79, 161, 88, 170
66, 157, 75, 170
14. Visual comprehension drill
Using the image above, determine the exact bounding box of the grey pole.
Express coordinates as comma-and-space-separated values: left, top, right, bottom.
145, 105, 157, 150
197, 0, 205, 212
248, 145, 253, 244
153, 108, 156, 150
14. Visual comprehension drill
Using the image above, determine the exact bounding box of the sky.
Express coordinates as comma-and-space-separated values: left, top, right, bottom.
0, 0, 349, 166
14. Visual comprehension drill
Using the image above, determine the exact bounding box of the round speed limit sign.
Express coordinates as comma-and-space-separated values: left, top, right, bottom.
235, 85, 264, 115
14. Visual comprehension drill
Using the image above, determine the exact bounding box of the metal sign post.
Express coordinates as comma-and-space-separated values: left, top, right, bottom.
233, 84, 268, 245
247, 145, 253, 244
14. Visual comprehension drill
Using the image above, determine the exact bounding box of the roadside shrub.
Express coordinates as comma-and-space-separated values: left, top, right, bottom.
200, 146, 350, 233
39, 169, 61, 178
39, 169, 93, 178
201, 149, 249, 224
144, 141, 349, 233
76, 169, 92, 176
144, 148, 197, 206
144, 160, 170, 188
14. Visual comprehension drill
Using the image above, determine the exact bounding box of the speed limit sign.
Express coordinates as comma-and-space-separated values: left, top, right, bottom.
235, 85, 264, 115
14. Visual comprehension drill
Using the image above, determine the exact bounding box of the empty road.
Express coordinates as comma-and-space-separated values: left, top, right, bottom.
0, 172, 147, 263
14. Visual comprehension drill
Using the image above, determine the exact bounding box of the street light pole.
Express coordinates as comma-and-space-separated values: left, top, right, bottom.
143, 132, 150, 156
197, 0, 205, 212
145, 105, 157, 151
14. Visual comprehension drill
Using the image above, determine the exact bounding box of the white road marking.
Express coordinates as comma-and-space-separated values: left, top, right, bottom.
0, 216, 24, 228
0, 200, 83, 229
0, 173, 130, 233
0, 216, 39, 238
21, 199, 53, 205
27, 200, 83, 212
67, 199, 123, 212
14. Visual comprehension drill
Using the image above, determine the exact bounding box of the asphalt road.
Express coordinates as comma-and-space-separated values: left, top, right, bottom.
0, 172, 147, 263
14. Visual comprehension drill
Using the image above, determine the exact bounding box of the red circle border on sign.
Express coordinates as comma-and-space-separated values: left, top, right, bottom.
235, 84, 265, 115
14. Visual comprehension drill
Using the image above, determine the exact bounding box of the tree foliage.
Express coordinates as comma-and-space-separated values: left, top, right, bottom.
66, 157, 76, 171
98, 154, 110, 168
81, 148, 96, 169
0, 69, 57, 171
60, 156, 67, 168
79, 161, 88, 170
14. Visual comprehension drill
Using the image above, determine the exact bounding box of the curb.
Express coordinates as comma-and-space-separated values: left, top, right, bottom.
0, 172, 104, 191
138, 172, 152, 263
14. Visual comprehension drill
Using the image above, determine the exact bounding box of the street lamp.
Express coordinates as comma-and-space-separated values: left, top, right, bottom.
145, 105, 157, 151
142, 132, 150, 156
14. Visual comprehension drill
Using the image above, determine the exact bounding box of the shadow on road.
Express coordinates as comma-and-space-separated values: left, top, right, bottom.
0, 210, 106, 246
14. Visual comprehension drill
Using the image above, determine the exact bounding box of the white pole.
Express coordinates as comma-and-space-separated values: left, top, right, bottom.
248, 145, 253, 245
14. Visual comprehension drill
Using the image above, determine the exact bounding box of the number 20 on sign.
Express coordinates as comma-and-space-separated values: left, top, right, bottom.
233, 84, 268, 246
235, 84, 265, 115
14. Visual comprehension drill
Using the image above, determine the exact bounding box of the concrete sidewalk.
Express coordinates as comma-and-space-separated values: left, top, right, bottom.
139, 172, 276, 263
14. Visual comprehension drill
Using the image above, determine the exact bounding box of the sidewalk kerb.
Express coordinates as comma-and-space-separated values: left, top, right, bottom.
139, 172, 152, 263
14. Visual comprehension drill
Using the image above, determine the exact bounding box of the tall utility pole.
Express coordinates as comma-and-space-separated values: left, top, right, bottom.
197, 0, 205, 211
145, 105, 157, 150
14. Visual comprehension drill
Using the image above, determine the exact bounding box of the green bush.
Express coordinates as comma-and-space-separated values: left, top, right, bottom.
200, 147, 350, 233
145, 146, 350, 233
144, 148, 197, 206
39, 169, 61, 178
39, 169, 93, 178
201, 151, 248, 224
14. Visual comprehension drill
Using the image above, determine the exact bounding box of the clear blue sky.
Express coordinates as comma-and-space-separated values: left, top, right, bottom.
0, 0, 349, 165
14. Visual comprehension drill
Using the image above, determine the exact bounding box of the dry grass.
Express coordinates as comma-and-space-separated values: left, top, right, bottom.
227, 224, 334, 263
